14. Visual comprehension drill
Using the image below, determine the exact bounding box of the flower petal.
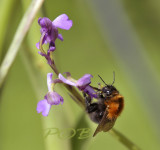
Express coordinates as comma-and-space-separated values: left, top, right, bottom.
48, 42, 56, 53
46, 91, 64, 105
58, 73, 76, 86
84, 86, 97, 98
60, 96, 64, 104
38, 51, 47, 57
37, 99, 51, 116
38, 17, 52, 33
36, 42, 40, 49
76, 74, 93, 90
58, 34, 63, 41
47, 73, 53, 91
52, 14, 73, 30
53, 79, 63, 84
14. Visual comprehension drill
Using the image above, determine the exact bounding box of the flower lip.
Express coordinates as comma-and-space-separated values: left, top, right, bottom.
37, 99, 51, 116
37, 91, 64, 117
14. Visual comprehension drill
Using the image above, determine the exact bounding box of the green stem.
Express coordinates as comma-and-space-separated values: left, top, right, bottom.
0, 0, 45, 88
109, 128, 141, 150
64, 84, 85, 108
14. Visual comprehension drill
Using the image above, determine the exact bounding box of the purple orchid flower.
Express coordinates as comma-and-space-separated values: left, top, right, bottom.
37, 73, 63, 116
58, 73, 97, 98
36, 14, 73, 51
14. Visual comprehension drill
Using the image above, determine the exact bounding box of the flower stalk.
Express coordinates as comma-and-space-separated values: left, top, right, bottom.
39, 35, 59, 75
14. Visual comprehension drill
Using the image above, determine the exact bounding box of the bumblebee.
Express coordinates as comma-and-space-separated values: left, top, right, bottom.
84, 73, 124, 136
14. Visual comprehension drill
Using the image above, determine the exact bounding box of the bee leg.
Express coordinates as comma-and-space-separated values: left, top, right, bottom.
83, 92, 98, 113
89, 85, 101, 91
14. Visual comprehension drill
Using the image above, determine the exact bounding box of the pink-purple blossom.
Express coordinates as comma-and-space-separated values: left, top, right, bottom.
37, 73, 63, 116
36, 14, 73, 52
58, 73, 97, 98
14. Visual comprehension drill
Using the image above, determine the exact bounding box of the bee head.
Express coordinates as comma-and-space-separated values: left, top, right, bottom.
102, 85, 118, 97
98, 72, 118, 98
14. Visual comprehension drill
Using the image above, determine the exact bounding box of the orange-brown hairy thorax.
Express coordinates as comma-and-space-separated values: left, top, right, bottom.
104, 94, 124, 120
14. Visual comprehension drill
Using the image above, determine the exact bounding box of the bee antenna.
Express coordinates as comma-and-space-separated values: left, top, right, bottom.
98, 75, 107, 85
111, 71, 115, 85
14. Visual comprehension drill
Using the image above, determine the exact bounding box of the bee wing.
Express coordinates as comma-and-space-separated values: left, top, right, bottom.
93, 108, 116, 137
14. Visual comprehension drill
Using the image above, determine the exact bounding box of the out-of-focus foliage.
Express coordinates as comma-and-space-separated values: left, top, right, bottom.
0, 0, 160, 150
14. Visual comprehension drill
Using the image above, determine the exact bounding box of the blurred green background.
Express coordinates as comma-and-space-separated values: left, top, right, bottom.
0, 0, 160, 149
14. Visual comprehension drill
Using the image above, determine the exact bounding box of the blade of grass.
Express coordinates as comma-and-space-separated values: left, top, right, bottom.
0, 0, 45, 88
